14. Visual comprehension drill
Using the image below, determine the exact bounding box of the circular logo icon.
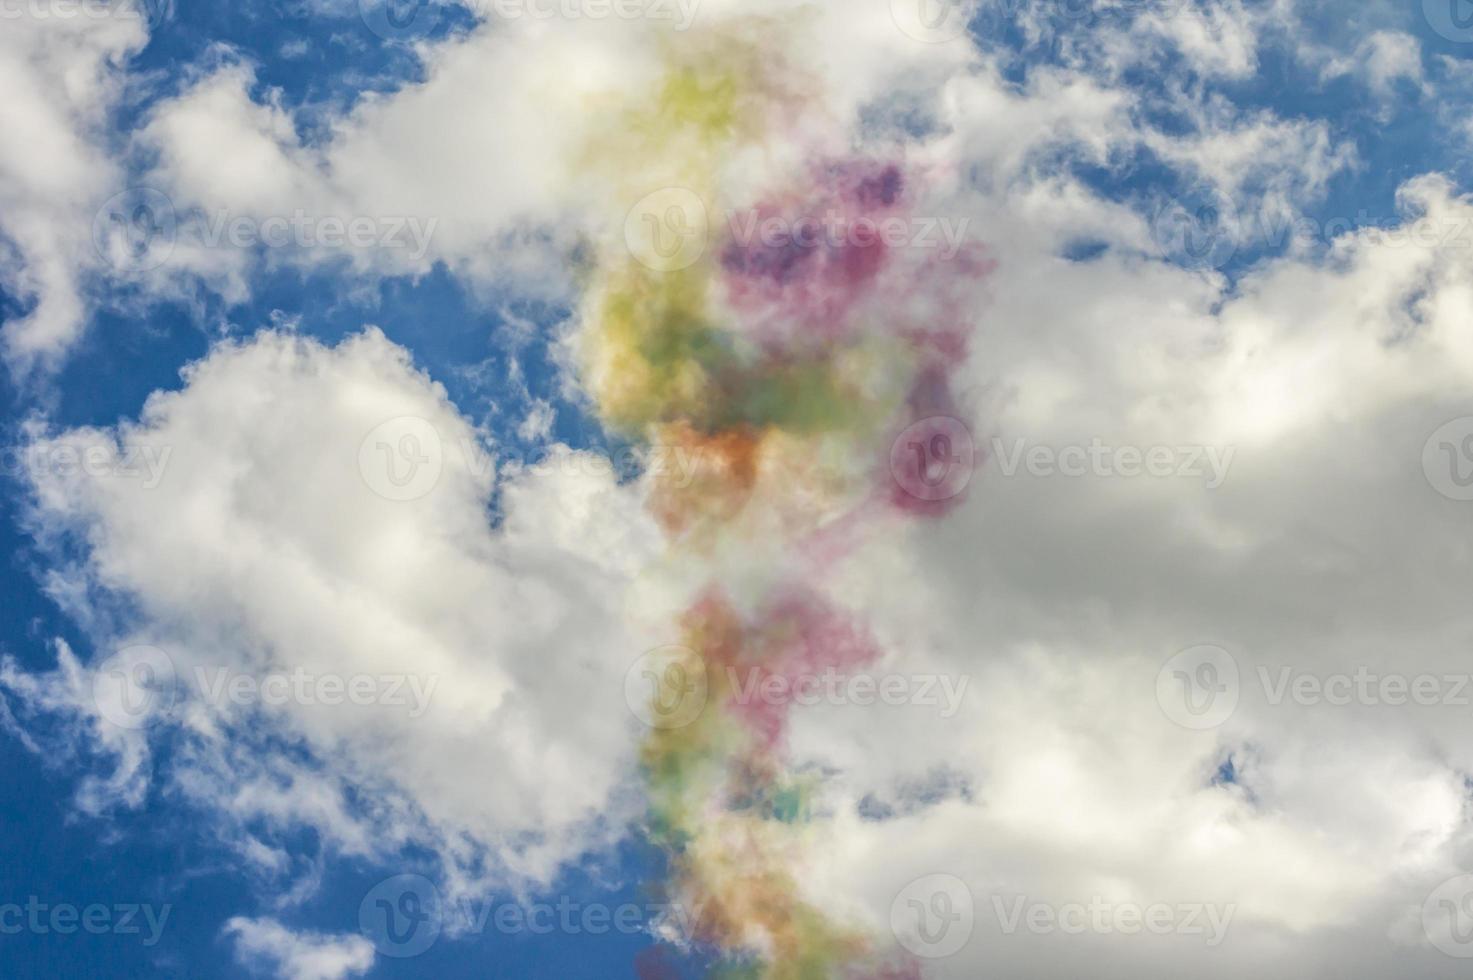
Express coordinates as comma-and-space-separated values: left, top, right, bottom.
359, 874, 443, 958
890, 0, 977, 42
1425, 0, 1473, 43
93, 188, 177, 276
1424, 874, 1473, 957
358, 0, 443, 41
890, 873, 974, 959
91, 645, 177, 730
1150, 196, 1241, 270
358, 417, 443, 502
1423, 417, 1473, 502
1057, 0, 1099, 21
891, 416, 975, 502
1156, 644, 1239, 730
625, 646, 708, 730
624, 188, 708, 273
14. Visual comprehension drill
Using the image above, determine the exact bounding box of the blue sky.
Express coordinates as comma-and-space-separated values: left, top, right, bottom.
5, 1, 1473, 979
1, 5, 644, 977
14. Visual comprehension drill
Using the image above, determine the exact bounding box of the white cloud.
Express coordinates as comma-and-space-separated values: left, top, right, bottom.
130, 0, 975, 307
775, 162, 1473, 979
7, 327, 668, 897
0, 11, 148, 370
225, 917, 375, 980
1323, 29, 1426, 101
8, 1, 1473, 976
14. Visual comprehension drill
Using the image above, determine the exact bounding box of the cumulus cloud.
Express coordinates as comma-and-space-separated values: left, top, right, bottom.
5, 327, 668, 897
7, 0, 1473, 976
127, 0, 975, 307
778, 145, 1473, 980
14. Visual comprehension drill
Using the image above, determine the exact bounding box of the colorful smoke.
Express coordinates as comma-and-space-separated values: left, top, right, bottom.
573, 23, 987, 978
